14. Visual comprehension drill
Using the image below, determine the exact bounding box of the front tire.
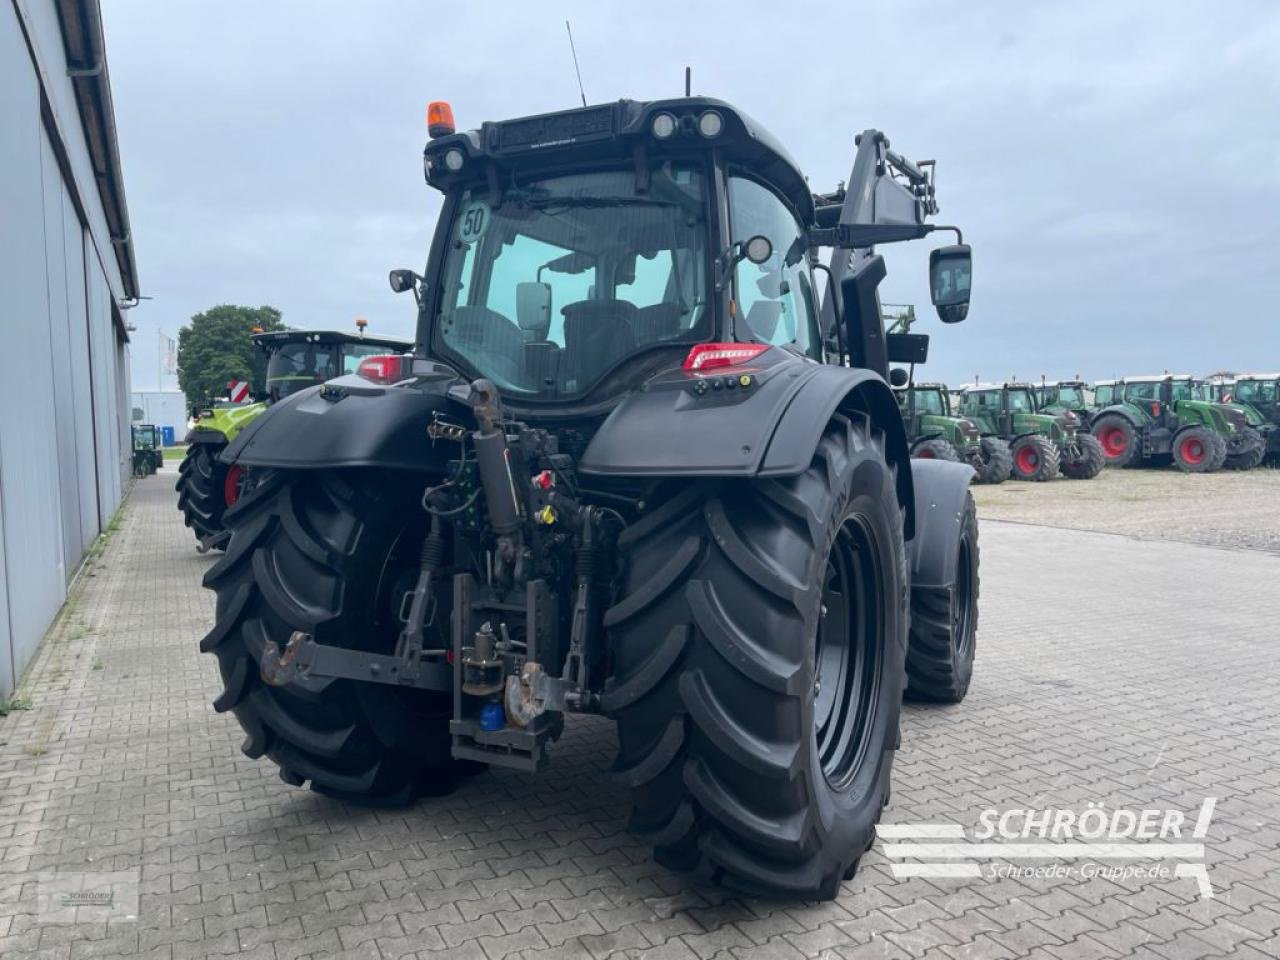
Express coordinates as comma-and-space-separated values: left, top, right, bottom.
1172, 427, 1224, 473
1010, 435, 1060, 481
1092, 415, 1139, 468
1060, 433, 1105, 480
176, 442, 231, 549
605, 413, 908, 899
971, 437, 1012, 485
911, 437, 959, 462
200, 470, 472, 804
1223, 427, 1265, 470
905, 492, 978, 703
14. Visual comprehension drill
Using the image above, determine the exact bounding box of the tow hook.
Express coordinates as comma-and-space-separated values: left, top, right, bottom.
261, 630, 308, 686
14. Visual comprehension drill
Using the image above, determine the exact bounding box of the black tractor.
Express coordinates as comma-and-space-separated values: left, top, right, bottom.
202, 97, 979, 899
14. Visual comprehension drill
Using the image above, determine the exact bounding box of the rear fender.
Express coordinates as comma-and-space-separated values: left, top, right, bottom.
578, 357, 916, 535
220, 378, 459, 473
1094, 404, 1142, 427
908, 458, 976, 589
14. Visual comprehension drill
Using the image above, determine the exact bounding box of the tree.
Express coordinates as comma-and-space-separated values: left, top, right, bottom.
176, 305, 284, 403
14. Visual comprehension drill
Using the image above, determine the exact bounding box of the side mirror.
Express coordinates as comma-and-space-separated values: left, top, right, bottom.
388, 269, 421, 295
929, 244, 972, 324
889, 367, 910, 388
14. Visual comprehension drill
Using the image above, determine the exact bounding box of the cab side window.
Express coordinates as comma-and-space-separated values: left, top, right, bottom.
728, 175, 818, 356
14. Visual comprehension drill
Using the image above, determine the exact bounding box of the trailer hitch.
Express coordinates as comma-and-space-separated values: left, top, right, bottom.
259, 630, 452, 692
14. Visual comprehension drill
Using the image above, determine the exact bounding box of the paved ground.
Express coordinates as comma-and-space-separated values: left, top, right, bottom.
1, 465, 1278, 959
973, 464, 1280, 554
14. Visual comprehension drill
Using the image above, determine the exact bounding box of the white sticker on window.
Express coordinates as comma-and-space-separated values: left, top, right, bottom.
457, 201, 490, 244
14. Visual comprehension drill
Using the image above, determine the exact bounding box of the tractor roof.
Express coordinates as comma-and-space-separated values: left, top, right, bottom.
1233, 372, 1280, 380
1123, 374, 1193, 383
423, 97, 814, 222
1038, 379, 1088, 388
959, 382, 1035, 392
909, 382, 949, 390
253, 330, 411, 350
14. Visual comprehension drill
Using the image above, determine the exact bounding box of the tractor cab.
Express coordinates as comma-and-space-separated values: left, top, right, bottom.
393, 97, 969, 409
131, 424, 163, 477
254, 330, 412, 403
1231, 374, 1280, 458
958, 382, 1060, 438
1037, 379, 1095, 425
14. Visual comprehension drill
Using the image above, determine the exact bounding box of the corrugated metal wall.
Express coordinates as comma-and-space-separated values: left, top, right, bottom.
0, 0, 132, 697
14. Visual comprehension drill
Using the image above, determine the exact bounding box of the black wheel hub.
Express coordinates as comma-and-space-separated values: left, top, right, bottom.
814, 515, 884, 790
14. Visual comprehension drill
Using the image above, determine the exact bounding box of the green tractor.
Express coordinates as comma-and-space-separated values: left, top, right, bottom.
198, 96, 983, 899
1227, 373, 1280, 460
1036, 379, 1097, 427
176, 329, 410, 550
956, 382, 1103, 481
1089, 375, 1265, 472
896, 381, 1011, 483
131, 424, 163, 478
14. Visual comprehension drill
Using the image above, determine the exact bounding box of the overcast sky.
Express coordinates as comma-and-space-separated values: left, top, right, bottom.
105, 1, 1280, 391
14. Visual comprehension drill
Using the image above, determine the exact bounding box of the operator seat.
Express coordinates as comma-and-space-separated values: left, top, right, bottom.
441, 305, 526, 386
630, 302, 685, 346
561, 300, 637, 390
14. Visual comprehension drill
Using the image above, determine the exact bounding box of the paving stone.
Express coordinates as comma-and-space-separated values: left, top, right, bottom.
1, 453, 1278, 960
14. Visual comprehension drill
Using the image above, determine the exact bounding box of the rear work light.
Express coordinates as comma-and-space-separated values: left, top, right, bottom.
356, 354, 413, 385
683, 343, 769, 372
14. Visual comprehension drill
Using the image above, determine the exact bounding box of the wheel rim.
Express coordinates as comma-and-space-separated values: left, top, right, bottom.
224, 463, 247, 506
814, 514, 883, 790
1100, 427, 1128, 457
1180, 437, 1205, 464
1015, 445, 1039, 474
953, 532, 976, 659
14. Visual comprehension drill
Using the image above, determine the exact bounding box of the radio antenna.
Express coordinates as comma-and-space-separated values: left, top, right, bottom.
565, 21, 587, 107
685, 66, 691, 97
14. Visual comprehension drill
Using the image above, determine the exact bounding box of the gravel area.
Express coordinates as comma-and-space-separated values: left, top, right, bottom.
973, 463, 1280, 554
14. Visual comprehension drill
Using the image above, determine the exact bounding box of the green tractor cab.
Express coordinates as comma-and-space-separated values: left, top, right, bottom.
896, 381, 1011, 483
176, 329, 411, 550
1089, 374, 1265, 472
1036, 379, 1097, 427
197, 95, 983, 899
957, 382, 1103, 481
131, 424, 163, 478
1227, 373, 1280, 460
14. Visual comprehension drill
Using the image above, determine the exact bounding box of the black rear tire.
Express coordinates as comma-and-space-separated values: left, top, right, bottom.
1172, 427, 1223, 474
1009, 435, 1060, 481
605, 412, 908, 900
1060, 433, 1104, 480
200, 470, 473, 805
972, 437, 1012, 485
905, 492, 978, 703
911, 437, 959, 462
1092, 415, 1139, 468
176, 442, 231, 549
1223, 427, 1265, 470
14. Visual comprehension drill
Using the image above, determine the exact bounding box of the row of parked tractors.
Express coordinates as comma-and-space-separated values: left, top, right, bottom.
897, 374, 1280, 482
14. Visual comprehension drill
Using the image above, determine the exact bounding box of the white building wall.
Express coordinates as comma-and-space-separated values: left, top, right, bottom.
0, 0, 134, 697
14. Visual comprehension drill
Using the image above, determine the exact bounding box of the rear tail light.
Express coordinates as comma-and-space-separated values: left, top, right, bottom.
1150, 402, 1160, 416
683, 343, 769, 372
356, 354, 413, 385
